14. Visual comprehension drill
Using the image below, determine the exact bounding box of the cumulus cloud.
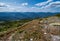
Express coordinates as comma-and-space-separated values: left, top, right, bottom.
0, 0, 60, 12
0, 2, 15, 12
0, 2, 10, 7
21, 3, 28, 6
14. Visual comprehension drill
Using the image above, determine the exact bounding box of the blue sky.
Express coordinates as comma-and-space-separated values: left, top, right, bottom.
0, 0, 60, 12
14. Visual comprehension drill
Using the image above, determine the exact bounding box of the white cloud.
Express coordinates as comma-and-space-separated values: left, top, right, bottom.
0, 1, 60, 12
0, 2, 10, 7
21, 3, 28, 6
0, 2, 29, 12
43, 1, 60, 8
34, 0, 60, 12
35, 2, 48, 6
29, 1, 60, 12
35, 0, 53, 7
48, 0, 53, 2
39, 1, 60, 12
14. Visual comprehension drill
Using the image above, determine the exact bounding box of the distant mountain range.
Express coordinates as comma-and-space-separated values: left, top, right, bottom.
0, 12, 60, 21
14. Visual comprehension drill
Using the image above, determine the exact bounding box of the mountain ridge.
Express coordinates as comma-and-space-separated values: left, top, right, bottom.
0, 12, 60, 21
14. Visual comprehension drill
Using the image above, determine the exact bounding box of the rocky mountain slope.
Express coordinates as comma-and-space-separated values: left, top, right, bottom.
0, 14, 60, 41
11, 16, 60, 41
